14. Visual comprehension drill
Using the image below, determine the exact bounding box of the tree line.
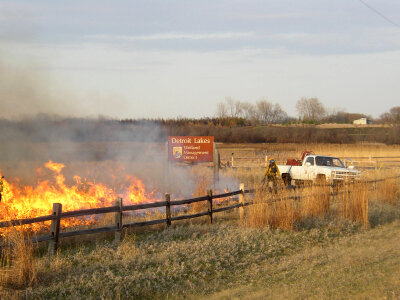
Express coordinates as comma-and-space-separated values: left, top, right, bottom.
1, 113, 399, 147
216, 97, 400, 125
216, 97, 290, 124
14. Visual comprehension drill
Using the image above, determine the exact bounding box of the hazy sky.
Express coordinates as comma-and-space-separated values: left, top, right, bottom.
0, 0, 399, 119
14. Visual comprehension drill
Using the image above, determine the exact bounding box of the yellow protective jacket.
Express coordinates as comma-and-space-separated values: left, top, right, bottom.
265, 163, 280, 178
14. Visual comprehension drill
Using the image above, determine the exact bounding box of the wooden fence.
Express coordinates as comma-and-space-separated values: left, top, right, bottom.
0, 184, 251, 255
1, 175, 399, 255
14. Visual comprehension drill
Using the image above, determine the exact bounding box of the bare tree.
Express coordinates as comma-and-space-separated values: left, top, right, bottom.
241, 102, 258, 123
256, 100, 274, 124
234, 101, 244, 118
225, 97, 236, 117
216, 97, 288, 124
391, 106, 400, 123
216, 101, 228, 118
225, 97, 244, 118
271, 103, 288, 123
296, 97, 326, 121
380, 106, 400, 124
255, 100, 288, 124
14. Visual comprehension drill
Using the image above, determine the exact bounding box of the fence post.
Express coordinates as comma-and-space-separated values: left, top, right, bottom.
207, 189, 213, 224
165, 193, 171, 227
48, 203, 62, 256
165, 141, 172, 193
239, 183, 245, 221
231, 153, 234, 167
213, 143, 220, 186
114, 197, 123, 243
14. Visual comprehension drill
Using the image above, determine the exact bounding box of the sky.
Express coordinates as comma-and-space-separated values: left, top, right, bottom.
0, 0, 399, 119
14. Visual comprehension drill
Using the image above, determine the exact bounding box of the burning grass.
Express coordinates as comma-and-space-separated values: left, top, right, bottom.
1, 198, 398, 299
1, 171, 400, 298
0, 142, 399, 298
0, 160, 160, 234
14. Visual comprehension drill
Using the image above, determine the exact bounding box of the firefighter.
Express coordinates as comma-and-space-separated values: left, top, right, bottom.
263, 159, 280, 193
0, 176, 4, 202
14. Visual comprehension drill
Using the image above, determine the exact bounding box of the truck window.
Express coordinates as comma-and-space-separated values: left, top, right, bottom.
316, 156, 330, 166
332, 158, 345, 168
305, 157, 314, 165
315, 156, 345, 168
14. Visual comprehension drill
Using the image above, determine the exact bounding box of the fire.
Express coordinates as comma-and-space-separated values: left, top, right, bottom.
0, 161, 158, 232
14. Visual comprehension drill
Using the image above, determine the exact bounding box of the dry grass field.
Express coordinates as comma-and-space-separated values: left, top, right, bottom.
218, 142, 400, 167
201, 220, 400, 300
0, 142, 400, 299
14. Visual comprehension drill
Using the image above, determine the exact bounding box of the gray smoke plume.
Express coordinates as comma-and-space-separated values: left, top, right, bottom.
0, 38, 235, 198
0, 19, 237, 201
0, 47, 79, 119
0, 117, 238, 200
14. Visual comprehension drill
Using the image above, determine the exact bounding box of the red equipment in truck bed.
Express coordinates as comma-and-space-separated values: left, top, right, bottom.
285, 150, 314, 166
286, 158, 301, 166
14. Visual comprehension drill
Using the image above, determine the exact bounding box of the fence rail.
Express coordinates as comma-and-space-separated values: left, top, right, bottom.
0, 186, 250, 254
0, 215, 56, 228
1, 175, 399, 254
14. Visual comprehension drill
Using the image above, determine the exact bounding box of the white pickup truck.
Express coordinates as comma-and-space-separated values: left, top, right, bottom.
278, 154, 361, 185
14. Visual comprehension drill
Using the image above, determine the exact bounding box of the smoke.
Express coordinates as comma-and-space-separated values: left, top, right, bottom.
0, 45, 78, 119
0, 5, 95, 120
0, 10, 237, 199
0, 116, 238, 199
0, 43, 232, 198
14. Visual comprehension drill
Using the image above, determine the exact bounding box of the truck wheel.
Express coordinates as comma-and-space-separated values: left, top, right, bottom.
282, 174, 292, 186
316, 174, 326, 185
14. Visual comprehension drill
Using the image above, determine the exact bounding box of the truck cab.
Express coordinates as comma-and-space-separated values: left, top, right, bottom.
279, 154, 361, 185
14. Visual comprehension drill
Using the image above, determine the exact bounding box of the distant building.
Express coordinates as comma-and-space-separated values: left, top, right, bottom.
353, 117, 372, 125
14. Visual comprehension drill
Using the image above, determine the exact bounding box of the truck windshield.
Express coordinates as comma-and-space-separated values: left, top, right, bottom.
315, 156, 344, 168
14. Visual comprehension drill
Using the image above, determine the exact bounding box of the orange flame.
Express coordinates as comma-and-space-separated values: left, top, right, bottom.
0, 161, 159, 232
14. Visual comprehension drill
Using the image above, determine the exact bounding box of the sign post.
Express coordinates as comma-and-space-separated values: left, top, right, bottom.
213, 142, 220, 186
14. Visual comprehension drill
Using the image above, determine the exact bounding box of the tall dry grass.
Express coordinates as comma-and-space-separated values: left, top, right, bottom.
299, 185, 330, 218
245, 182, 333, 231
191, 176, 210, 213
267, 199, 296, 230
244, 188, 296, 230
0, 228, 37, 288
340, 183, 370, 228
378, 178, 400, 205
244, 189, 270, 228
116, 234, 136, 257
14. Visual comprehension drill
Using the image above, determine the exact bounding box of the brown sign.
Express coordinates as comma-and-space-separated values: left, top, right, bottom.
168, 136, 214, 162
